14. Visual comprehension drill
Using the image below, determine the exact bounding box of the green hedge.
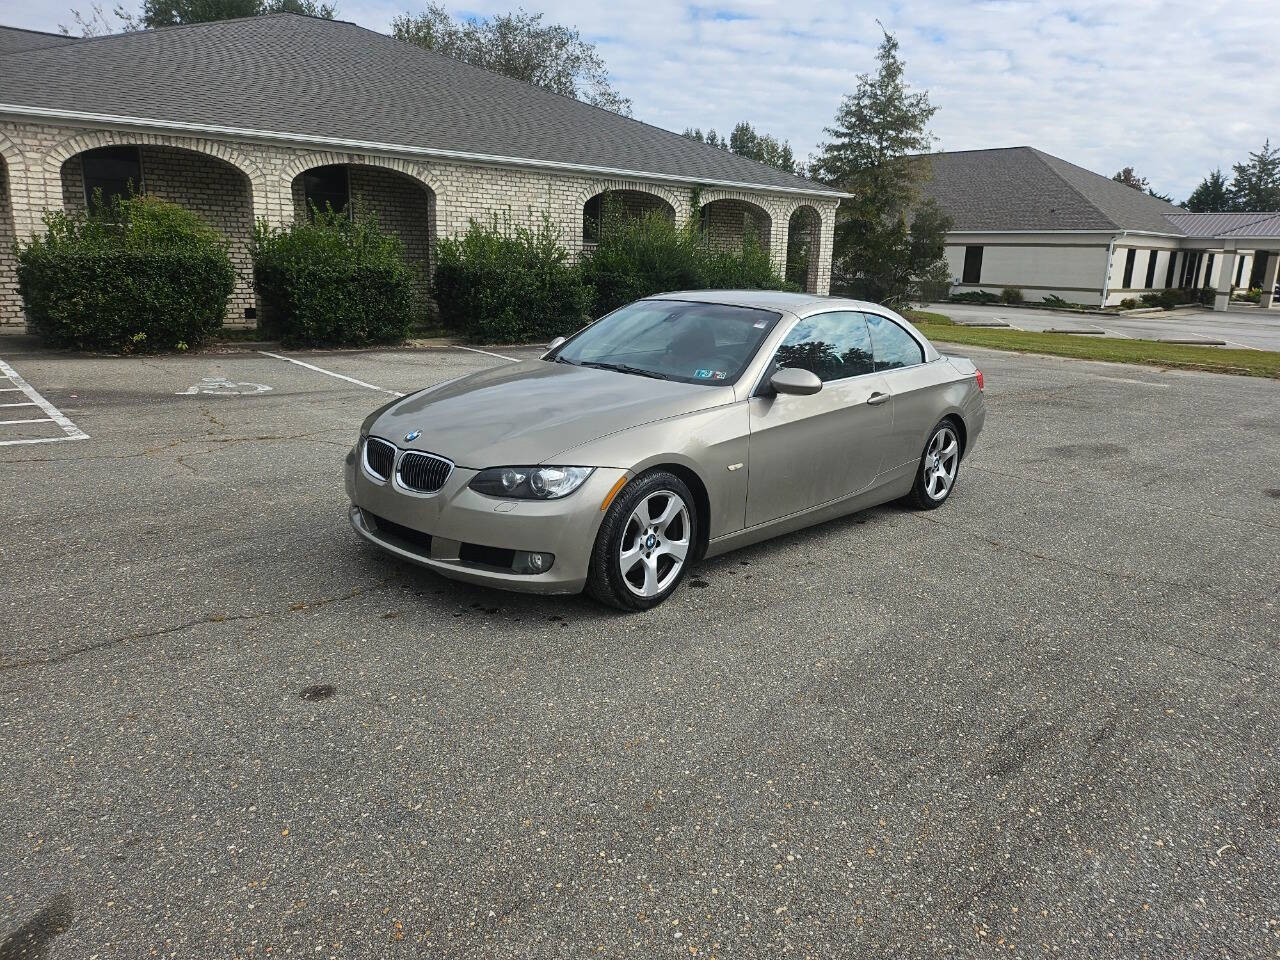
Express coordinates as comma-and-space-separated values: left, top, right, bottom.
17, 194, 234, 352
253, 209, 415, 348
579, 206, 790, 316
433, 215, 591, 343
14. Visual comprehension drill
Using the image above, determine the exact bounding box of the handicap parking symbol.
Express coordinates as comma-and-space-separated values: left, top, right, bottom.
177, 377, 273, 396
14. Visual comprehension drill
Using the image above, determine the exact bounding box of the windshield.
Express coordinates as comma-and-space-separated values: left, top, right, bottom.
549, 299, 781, 385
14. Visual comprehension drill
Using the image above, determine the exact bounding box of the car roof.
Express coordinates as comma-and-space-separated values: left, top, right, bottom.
647, 289, 895, 317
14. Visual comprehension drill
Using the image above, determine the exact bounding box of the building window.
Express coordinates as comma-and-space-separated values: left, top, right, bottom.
82, 145, 142, 209
1204, 253, 1215, 286
962, 246, 983, 284
1165, 252, 1177, 289
301, 165, 350, 217
1122, 248, 1136, 288
583, 194, 602, 242
1235, 255, 1245, 286
1144, 251, 1158, 289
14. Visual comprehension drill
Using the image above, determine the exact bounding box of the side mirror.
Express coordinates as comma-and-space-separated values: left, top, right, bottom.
769, 367, 822, 396
546, 336, 567, 352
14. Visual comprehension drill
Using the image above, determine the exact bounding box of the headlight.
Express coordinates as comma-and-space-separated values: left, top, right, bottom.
469, 466, 594, 500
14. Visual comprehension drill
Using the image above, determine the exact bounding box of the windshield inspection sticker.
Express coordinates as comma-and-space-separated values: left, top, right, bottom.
694, 369, 728, 380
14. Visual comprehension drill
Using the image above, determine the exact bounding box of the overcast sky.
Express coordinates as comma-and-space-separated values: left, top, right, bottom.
5, 0, 1278, 200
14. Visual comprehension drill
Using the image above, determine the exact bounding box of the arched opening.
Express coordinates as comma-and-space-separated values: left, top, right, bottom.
787, 205, 821, 293
582, 189, 676, 245
60, 144, 257, 324
291, 163, 436, 307
699, 198, 771, 255
0, 156, 20, 328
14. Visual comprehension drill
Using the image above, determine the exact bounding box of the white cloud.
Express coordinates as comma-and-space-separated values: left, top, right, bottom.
6, 0, 1278, 199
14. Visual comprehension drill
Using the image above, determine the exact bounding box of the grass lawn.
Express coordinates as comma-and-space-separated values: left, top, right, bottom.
904, 311, 1280, 380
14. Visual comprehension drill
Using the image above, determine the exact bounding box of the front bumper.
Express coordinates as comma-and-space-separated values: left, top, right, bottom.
345, 444, 625, 595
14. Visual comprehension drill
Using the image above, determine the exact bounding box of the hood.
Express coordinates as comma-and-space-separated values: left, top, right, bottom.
372, 360, 734, 468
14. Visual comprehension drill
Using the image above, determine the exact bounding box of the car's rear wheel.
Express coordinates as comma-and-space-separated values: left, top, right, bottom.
905, 419, 962, 510
587, 470, 697, 611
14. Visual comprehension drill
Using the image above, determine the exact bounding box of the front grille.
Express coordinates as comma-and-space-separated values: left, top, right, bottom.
364, 437, 396, 480
397, 451, 452, 493
365, 511, 433, 553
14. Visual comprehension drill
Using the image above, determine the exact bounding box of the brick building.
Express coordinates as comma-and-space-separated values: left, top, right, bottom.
0, 15, 844, 330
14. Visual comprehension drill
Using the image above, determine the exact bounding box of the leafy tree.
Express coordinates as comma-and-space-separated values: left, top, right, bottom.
392, 4, 631, 115
1111, 166, 1149, 191
62, 0, 333, 33
728, 122, 796, 173
682, 128, 728, 149
683, 123, 796, 173
808, 29, 951, 305
1184, 169, 1231, 212
1229, 140, 1280, 211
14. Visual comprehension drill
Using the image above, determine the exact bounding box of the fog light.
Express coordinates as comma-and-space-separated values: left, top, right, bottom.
512, 551, 554, 574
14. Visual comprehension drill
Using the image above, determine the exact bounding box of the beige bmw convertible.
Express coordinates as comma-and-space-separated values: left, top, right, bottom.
346, 291, 985, 610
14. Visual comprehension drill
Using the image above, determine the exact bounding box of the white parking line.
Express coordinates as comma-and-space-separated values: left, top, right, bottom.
257, 351, 406, 397
454, 345, 521, 363
0, 357, 89, 447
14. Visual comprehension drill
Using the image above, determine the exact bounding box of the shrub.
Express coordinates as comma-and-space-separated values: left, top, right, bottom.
252, 209, 415, 348
1119, 297, 1139, 310
1140, 290, 1182, 310
17, 194, 234, 353
579, 210, 706, 315
580, 206, 790, 316
1234, 286, 1262, 304
1041, 294, 1071, 307
999, 286, 1024, 304
433, 214, 591, 343
951, 289, 1000, 304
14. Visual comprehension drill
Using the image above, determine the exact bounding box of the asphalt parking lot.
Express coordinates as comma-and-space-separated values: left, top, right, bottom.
1, 335, 1278, 958
933, 301, 1280, 351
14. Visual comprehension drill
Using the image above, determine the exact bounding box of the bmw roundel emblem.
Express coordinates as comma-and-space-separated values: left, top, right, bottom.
404, 430, 421, 442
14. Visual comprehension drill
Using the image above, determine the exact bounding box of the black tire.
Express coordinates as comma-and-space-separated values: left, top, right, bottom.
904, 418, 963, 510
586, 470, 698, 611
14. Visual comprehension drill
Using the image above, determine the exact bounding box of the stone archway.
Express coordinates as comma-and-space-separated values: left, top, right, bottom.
58, 141, 258, 324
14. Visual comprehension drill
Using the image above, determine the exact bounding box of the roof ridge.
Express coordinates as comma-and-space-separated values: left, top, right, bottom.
1023, 147, 1121, 230
0, 12, 347, 55
0, 24, 74, 38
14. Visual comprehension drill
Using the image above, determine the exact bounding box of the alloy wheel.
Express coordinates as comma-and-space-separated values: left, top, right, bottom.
922, 426, 960, 501
619, 490, 691, 598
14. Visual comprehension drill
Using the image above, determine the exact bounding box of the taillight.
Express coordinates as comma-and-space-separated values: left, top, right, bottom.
975, 370, 985, 391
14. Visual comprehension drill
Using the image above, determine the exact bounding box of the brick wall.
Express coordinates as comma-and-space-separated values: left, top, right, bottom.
59, 144, 257, 324
0, 162, 18, 327
0, 119, 841, 330
701, 199, 771, 255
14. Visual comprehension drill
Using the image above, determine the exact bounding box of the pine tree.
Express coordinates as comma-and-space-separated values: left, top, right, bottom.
1184, 169, 1231, 212
808, 29, 949, 305
1229, 140, 1280, 211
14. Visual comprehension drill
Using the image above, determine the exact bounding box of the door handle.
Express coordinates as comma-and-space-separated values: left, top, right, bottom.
866, 391, 890, 406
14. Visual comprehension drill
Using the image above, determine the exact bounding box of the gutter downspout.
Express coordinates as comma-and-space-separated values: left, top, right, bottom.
1100, 230, 1127, 308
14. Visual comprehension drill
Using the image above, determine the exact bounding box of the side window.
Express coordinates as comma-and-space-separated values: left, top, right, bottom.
864, 313, 924, 371
774, 311, 874, 382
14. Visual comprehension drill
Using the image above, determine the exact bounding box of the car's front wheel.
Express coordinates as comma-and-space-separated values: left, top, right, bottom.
587, 470, 697, 611
905, 419, 962, 510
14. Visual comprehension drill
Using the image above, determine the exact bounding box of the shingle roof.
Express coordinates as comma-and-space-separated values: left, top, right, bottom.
1163, 211, 1280, 239
917, 146, 1184, 234
0, 25, 75, 55
0, 14, 839, 197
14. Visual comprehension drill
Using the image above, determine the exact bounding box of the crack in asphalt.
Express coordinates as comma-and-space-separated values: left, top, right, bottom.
0, 584, 389, 673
